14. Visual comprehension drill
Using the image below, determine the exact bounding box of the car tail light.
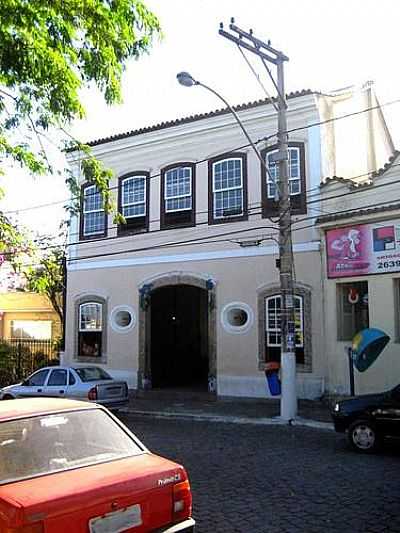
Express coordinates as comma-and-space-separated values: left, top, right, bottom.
173, 479, 192, 522
5, 523, 44, 532
88, 386, 97, 401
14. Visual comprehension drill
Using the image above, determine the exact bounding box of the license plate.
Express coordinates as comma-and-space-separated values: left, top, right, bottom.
106, 387, 122, 397
89, 504, 142, 533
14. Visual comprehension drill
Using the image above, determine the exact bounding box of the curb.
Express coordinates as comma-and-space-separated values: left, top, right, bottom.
119, 408, 334, 431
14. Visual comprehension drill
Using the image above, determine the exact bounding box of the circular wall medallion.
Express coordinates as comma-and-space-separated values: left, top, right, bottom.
110, 305, 136, 333
221, 302, 254, 334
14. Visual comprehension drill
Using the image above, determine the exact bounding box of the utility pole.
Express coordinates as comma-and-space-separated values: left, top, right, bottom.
219, 20, 297, 420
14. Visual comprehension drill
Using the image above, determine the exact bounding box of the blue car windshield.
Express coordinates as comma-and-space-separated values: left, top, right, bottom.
74, 367, 113, 382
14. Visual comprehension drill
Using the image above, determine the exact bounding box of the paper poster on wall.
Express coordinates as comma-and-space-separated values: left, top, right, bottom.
326, 220, 400, 278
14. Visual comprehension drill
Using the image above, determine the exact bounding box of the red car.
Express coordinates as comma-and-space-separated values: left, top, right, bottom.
0, 398, 195, 532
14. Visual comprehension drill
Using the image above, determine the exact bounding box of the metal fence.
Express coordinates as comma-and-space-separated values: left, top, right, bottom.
0, 339, 59, 387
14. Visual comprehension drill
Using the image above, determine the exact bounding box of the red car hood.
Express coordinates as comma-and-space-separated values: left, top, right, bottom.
0, 453, 186, 531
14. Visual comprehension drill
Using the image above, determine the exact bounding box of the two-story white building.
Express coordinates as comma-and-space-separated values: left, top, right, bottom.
63, 82, 393, 399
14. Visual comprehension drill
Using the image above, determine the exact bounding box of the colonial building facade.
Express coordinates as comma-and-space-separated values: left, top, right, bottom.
63, 82, 393, 399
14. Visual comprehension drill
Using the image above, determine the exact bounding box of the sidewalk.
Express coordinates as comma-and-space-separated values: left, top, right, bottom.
121, 390, 334, 431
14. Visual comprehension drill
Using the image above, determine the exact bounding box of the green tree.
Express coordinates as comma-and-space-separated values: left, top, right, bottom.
24, 246, 65, 326
0, 0, 161, 245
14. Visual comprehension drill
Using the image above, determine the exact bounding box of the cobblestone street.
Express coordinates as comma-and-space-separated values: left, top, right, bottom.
120, 414, 400, 533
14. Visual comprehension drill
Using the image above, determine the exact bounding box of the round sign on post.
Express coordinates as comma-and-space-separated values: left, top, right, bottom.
352, 328, 390, 372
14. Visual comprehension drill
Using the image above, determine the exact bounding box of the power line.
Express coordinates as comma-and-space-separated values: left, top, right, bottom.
4, 95, 400, 216
66, 195, 400, 264
61, 159, 400, 248
6, 157, 400, 256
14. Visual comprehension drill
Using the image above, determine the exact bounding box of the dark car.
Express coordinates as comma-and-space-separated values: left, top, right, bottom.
332, 384, 400, 452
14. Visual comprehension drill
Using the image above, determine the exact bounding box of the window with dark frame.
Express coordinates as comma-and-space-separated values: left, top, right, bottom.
208, 153, 248, 224
161, 164, 195, 229
78, 302, 103, 357
337, 281, 369, 340
261, 142, 307, 217
80, 184, 106, 239
118, 173, 149, 234
265, 294, 305, 364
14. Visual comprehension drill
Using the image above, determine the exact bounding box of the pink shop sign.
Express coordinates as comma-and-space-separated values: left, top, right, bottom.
326, 221, 400, 278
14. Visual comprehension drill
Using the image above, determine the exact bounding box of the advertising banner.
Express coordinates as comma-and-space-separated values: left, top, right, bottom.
326, 220, 400, 278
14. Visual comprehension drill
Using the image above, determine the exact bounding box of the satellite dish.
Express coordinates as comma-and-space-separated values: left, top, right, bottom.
352, 328, 390, 372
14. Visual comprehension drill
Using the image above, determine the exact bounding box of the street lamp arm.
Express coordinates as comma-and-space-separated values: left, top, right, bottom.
196, 81, 266, 168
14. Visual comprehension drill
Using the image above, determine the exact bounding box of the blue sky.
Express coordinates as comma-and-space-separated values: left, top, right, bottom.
2, 0, 400, 237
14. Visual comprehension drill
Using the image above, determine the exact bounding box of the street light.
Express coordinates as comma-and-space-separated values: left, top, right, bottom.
177, 71, 266, 169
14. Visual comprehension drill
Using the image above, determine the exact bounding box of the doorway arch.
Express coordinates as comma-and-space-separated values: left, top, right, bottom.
138, 272, 217, 392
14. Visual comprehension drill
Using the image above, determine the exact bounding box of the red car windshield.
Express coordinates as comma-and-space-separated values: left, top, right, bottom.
0, 409, 144, 485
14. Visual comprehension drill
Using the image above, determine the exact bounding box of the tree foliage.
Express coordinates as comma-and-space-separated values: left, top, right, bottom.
0, 0, 161, 246
24, 245, 65, 326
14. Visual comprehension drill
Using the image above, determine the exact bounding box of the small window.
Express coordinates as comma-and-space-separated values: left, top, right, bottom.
80, 184, 106, 239
209, 154, 248, 224
221, 302, 254, 334
265, 295, 304, 364
118, 174, 148, 234
110, 306, 135, 333
47, 369, 67, 387
26, 369, 49, 387
161, 164, 195, 228
69, 371, 76, 386
78, 302, 103, 357
337, 281, 369, 340
262, 142, 306, 216
11, 320, 52, 340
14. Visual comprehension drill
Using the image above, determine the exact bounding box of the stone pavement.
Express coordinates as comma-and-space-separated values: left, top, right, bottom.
121, 390, 334, 429
120, 413, 400, 533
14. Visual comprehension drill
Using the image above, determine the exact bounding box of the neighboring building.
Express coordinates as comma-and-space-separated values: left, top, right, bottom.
64, 82, 393, 399
317, 151, 400, 395
0, 292, 62, 342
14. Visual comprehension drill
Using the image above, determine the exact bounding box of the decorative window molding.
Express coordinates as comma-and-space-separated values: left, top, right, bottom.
337, 281, 369, 341
265, 295, 304, 358
79, 183, 107, 240
118, 172, 150, 235
261, 142, 307, 217
257, 283, 312, 372
74, 295, 107, 363
208, 152, 248, 225
221, 302, 254, 334
160, 163, 195, 229
110, 305, 136, 333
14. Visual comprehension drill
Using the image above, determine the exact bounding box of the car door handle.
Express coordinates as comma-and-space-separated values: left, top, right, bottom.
37, 389, 42, 393
59, 390, 65, 394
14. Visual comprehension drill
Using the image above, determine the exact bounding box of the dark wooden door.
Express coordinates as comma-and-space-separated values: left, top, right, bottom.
150, 285, 208, 388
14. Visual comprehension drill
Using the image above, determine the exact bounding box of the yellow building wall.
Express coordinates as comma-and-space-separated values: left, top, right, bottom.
0, 293, 61, 340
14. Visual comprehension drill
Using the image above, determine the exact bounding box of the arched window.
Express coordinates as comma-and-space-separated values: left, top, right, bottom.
208, 153, 248, 224
118, 172, 149, 234
80, 183, 106, 239
78, 302, 103, 357
265, 294, 304, 364
261, 142, 306, 216
161, 163, 195, 228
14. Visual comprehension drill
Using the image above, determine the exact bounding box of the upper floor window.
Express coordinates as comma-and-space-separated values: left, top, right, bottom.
80, 184, 106, 239
118, 172, 149, 234
208, 153, 248, 224
78, 302, 103, 357
265, 294, 304, 364
261, 142, 306, 217
161, 163, 195, 229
